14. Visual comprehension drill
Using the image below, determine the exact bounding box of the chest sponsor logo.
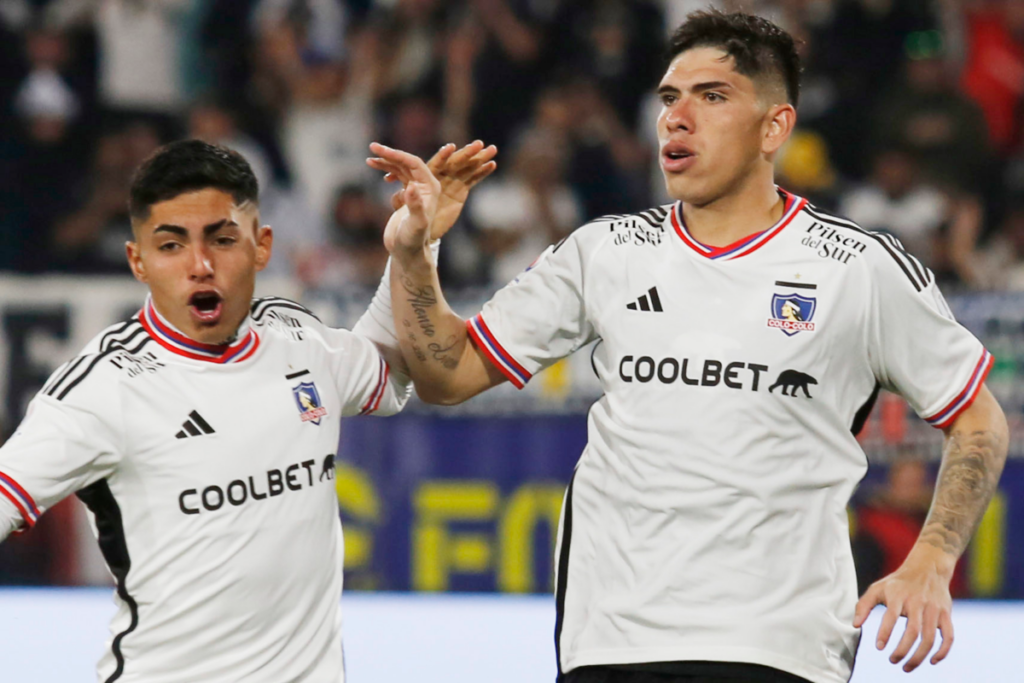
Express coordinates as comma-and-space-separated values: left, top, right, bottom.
293, 380, 327, 425
768, 292, 816, 335
801, 222, 866, 264
617, 355, 816, 398
178, 454, 335, 516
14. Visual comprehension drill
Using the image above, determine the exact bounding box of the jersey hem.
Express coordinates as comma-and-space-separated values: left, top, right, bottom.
923, 349, 993, 429
466, 314, 531, 389
563, 646, 848, 683
0, 470, 39, 527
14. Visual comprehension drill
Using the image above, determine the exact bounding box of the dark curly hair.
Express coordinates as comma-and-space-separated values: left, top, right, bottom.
668, 10, 801, 107
129, 139, 259, 222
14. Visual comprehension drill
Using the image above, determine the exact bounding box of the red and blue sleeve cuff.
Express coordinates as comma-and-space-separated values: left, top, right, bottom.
923, 349, 994, 429
359, 356, 390, 415
0, 471, 39, 529
466, 314, 532, 389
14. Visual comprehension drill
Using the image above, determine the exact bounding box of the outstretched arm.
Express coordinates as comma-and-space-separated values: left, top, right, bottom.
367, 143, 506, 404
854, 385, 1008, 671
354, 141, 497, 376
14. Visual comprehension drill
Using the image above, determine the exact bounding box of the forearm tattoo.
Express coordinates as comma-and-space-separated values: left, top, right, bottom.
399, 275, 460, 371
919, 428, 1005, 557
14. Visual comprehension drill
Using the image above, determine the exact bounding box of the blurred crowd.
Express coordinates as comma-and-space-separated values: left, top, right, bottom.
1, 0, 1024, 292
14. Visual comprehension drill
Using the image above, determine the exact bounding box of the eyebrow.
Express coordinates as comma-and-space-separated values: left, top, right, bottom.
657, 81, 734, 96
153, 219, 237, 237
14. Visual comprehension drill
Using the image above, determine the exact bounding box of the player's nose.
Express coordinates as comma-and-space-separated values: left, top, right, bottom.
663, 97, 695, 132
187, 244, 215, 279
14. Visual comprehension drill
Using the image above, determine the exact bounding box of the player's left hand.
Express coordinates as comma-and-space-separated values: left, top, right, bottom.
385, 140, 497, 241
853, 546, 955, 672
366, 143, 440, 259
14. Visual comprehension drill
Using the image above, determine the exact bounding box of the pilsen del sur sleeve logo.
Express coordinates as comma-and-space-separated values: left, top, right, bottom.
293, 381, 328, 425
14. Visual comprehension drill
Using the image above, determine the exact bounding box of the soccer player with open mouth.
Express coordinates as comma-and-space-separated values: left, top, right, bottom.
0, 138, 495, 681
370, 10, 1008, 683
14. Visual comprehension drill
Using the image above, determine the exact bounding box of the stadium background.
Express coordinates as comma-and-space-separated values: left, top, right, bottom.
2, 0, 1024, 679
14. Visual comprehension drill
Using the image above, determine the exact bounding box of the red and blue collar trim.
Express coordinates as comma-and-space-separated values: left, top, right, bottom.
139, 299, 260, 364
671, 188, 807, 261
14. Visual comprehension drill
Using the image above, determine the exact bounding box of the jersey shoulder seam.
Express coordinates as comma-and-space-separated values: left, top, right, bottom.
43, 318, 150, 402
801, 203, 932, 292
250, 297, 322, 324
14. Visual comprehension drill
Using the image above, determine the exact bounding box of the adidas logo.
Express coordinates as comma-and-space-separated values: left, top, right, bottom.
626, 287, 663, 312
176, 410, 216, 439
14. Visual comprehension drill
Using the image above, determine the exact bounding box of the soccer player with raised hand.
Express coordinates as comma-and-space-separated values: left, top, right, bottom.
0, 138, 493, 682
372, 10, 1008, 683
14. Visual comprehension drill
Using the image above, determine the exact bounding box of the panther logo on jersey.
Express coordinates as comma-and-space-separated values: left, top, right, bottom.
293, 381, 328, 425
767, 293, 816, 336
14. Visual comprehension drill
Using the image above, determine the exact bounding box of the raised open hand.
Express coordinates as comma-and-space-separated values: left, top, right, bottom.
383, 140, 497, 241
366, 143, 440, 258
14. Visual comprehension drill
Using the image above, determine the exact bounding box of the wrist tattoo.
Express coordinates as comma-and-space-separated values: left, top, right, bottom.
920, 428, 1005, 557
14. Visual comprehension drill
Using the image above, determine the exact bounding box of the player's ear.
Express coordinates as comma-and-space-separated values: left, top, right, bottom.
762, 103, 796, 156
254, 224, 273, 272
126, 241, 147, 283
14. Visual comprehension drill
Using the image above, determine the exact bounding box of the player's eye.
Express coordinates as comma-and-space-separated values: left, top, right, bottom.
705, 92, 725, 103
158, 242, 182, 252
660, 94, 677, 106
214, 236, 237, 247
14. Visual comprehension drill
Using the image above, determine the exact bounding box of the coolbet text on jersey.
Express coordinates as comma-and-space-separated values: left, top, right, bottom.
467, 189, 991, 683
0, 295, 409, 682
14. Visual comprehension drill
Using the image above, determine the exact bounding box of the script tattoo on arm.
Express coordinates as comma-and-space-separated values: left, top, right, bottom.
919, 428, 1004, 557
399, 275, 460, 371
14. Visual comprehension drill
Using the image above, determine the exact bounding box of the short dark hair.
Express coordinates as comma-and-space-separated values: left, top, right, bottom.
667, 10, 801, 108
129, 139, 258, 222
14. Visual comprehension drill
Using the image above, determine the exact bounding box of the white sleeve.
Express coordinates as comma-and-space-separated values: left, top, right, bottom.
324, 327, 411, 417
0, 393, 121, 534
466, 230, 596, 388
866, 239, 991, 429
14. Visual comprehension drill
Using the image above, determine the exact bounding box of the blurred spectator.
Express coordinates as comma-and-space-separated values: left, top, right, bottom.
976, 199, 1024, 291
188, 97, 273, 192
89, 0, 198, 129
959, 0, 1024, 156
839, 148, 949, 270
534, 81, 649, 219
0, 26, 90, 272
364, 0, 447, 102
50, 122, 161, 273
294, 183, 390, 291
547, 0, 664, 130
872, 33, 992, 195
256, 7, 375, 223
852, 457, 968, 597
469, 127, 582, 285
457, 0, 552, 152
809, 0, 937, 177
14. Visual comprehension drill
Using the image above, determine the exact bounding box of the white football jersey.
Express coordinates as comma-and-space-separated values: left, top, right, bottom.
467, 190, 991, 683
0, 296, 409, 682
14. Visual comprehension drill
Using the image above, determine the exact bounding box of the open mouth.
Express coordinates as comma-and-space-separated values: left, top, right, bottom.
188, 291, 223, 323
662, 144, 696, 172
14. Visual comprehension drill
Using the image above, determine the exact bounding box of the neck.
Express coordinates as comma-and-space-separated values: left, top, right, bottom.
681, 173, 784, 248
